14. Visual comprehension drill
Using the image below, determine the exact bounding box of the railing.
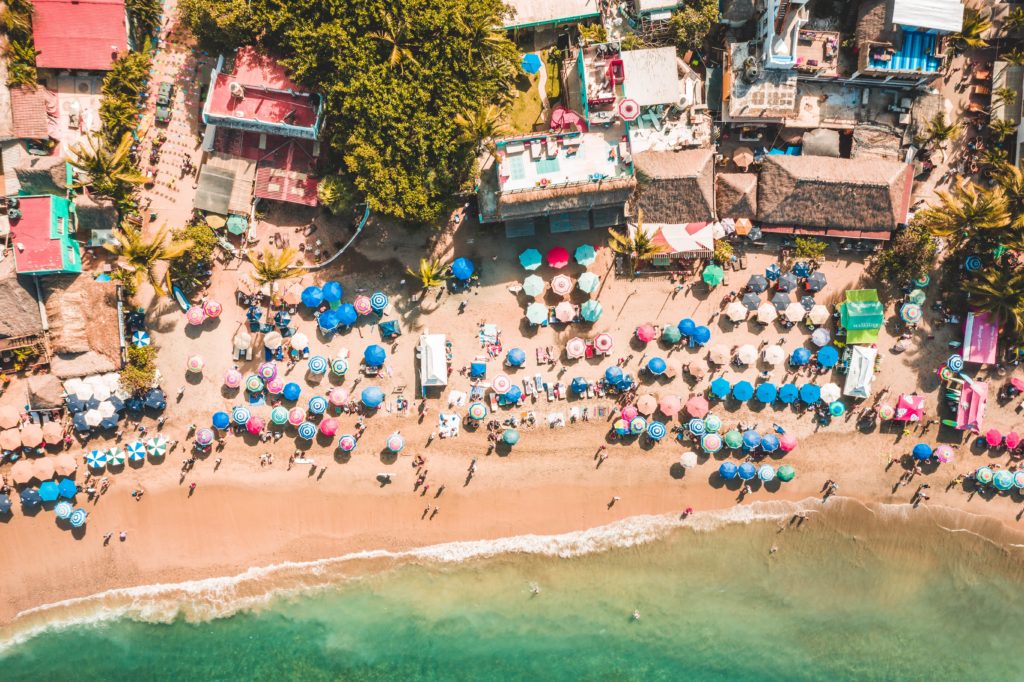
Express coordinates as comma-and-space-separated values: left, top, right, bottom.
300, 204, 370, 271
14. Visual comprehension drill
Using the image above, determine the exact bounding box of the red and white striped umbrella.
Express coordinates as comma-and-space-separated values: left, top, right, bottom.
492, 374, 512, 394
550, 274, 573, 296
618, 98, 640, 121
565, 337, 587, 359
593, 333, 613, 354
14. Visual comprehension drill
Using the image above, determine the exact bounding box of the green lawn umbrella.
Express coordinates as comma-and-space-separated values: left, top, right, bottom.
519, 249, 543, 270
270, 406, 289, 425
503, 428, 520, 445
146, 435, 168, 457
106, 446, 125, 466
581, 300, 603, 322
702, 264, 725, 287
777, 464, 795, 482
662, 325, 682, 344
724, 429, 743, 449
574, 244, 596, 265
523, 275, 545, 297
907, 289, 927, 306
577, 272, 600, 294
526, 302, 548, 325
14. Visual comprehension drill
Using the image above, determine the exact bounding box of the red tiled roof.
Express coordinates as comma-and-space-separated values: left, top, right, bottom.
32, 0, 128, 71
254, 140, 318, 206
9, 86, 53, 139
11, 196, 63, 273
206, 47, 318, 129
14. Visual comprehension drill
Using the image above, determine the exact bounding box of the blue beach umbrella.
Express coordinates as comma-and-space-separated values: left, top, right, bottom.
521, 52, 543, 74
575, 244, 596, 265
738, 462, 757, 480
126, 441, 147, 461
994, 470, 1015, 491
688, 417, 706, 436
731, 380, 754, 402
677, 318, 696, 336
246, 307, 263, 321
505, 385, 523, 403
99, 415, 120, 430
124, 397, 144, 413
86, 449, 107, 468
308, 396, 329, 415
337, 303, 358, 327
761, 433, 780, 453
799, 384, 821, 404
297, 422, 317, 440
570, 377, 589, 394
20, 488, 42, 508
793, 261, 811, 278
765, 263, 781, 281
605, 366, 624, 385
817, 346, 839, 368
131, 331, 151, 348
301, 286, 323, 308
719, 462, 738, 480
646, 421, 667, 441
507, 348, 526, 367
703, 414, 722, 432
361, 387, 384, 408
0, 494, 10, 515
755, 382, 778, 403
232, 406, 251, 425
503, 429, 520, 446
791, 348, 811, 366
829, 401, 845, 417
778, 273, 798, 292
144, 388, 166, 411
746, 274, 769, 293
72, 414, 89, 433
318, 310, 341, 331
364, 345, 387, 367
212, 411, 230, 429
581, 300, 603, 322
370, 292, 389, 312
692, 326, 711, 346
912, 443, 933, 461
308, 356, 329, 375
710, 378, 731, 399
741, 292, 761, 311
38, 481, 59, 502
283, 383, 302, 401
771, 292, 791, 311
519, 248, 542, 270
647, 357, 667, 375
68, 508, 87, 527
779, 383, 799, 404
57, 478, 78, 498
54, 500, 73, 519
65, 395, 85, 413
452, 257, 475, 281
322, 281, 343, 304
742, 430, 762, 450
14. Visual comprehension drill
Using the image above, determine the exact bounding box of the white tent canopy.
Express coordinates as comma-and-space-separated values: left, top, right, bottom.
418, 333, 448, 392
843, 346, 877, 399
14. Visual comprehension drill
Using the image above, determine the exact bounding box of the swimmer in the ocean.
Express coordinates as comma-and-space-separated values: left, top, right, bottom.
632, 609, 641, 621
529, 582, 541, 596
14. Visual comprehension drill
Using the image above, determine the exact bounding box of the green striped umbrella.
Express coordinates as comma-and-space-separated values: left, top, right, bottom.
270, 406, 289, 425
146, 435, 168, 457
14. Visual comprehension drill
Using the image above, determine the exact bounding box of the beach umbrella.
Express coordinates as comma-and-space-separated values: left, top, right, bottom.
308, 396, 329, 415
18, 424, 42, 447
777, 273, 798, 292
719, 462, 738, 480
687, 417, 706, 436
269, 406, 289, 426
790, 348, 811, 366
245, 374, 265, 393
307, 356, 329, 375
581, 300, 603, 322
195, 428, 215, 447
185, 354, 205, 374
231, 406, 251, 425
736, 344, 758, 365
801, 295, 816, 310
777, 464, 795, 482
877, 403, 895, 420
246, 306, 264, 322
725, 301, 748, 323
912, 443, 933, 461
569, 377, 590, 396
523, 275, 544, 297
383, 432, 405, 453
38, 480, 59, 502
492, 374, 513, 395
746, 274, 769, 293
266, 378, 285, 395
186, 306, 206, 326
71, 414, 89, 433
808, 305, 831, 326
107, 446, 125, 466
506, 385, 524, 404
505, 348, 527, 368
65, 395, 85, 414
526, 302, 548, 325
646, 357, 667, 376
353, 296, 373, 316
318, 418, 339, 436
783, 302, 806, 324
502, 428, 521, 446
147, 436, 168, 458
985, 429, 1002, 447
914, 274, 931, 288
710, 378, 731, 400
755, 382, 778, 404
53, 453, 77, 476
708, 345, 731, 365
771, 292, 791, 312
677, 318, 697, 337
976, 466, 994, 485
283, 383, 301, 401
604, 366, 623, 386
86, 449, 107, 468
724, 429, 743, 449
0, 428, 22, 451
934, 445, 954, 463
212, 411, 230, 430
54, 500, 73, 519
820, 383, 842, 403
0, 492, 9, 515
467, 401, 489, 421
657, 394, 681, 417
828, 401, 845, 417
553, 301, 575, 323
30, 458, 54, 481
765, 263, 781, 281
703, 414, 722, 433
792, 261, 811, 278
636, 394, 657, 416
68, 507, 87, 527
83, 409, 104, 428
947, 354, 964, 372
702, 433, 723, 453
296, 421, 316, 440
336, 304, 358, 327
757, 303, 779, 324
900, 303, 923, 325
8, 459, 33, 484
758, 464, 776, 482
994, 470, 1015, 491
629, 416, 647, 435
1014, 472, 1024, 490
763, 345, 784, 364
364, 345, 387, 367
131, 330, 151, 348
692, 326, 712, 346
907, 288, 926, 306
328, 357, 349, 377
519, 248, 543, 270
338, 435, 357, 452
361, 387, 385, 408
126, 440, 147, 462
263, 331, 283, 350
370, 292, 389, 312
322, 281, 343, 304
742, 430, 761, 450
224, 369, 242, 389
732, 380, 754, 402
621, 405, 639, 422
810, 328, 832, 348
20, 488, 43, 509
738, 462, 757, 480
546, 246, 570, 269
328, 387, 350, 407
702, 264, 725, 287
318, 310, 341, 332
680, 451, 698, 469
575, 244, 596, 265
559, 336, 585, 360
1007, 432, 1021, 450
301, 286, 324, 308
550, 274, 573, 296
685, 395, 709, 418
613, 419, 630, 436
203, 299, 223, 318
799, 384, 821, 404
741, 292, 761, 312
287, 407, 307, 426
245, 416, 264, 435
806, 272, 827, 292
573, 272, 599, 296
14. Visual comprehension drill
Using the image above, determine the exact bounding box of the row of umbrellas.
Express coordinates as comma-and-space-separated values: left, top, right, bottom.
522, 272, 600, 297
301, 286, 390, 317
719, 462, 796, 482
85, 437, 167, 469
223, 355, 353, 391
519, 245, 596, 270
6, 453, 79, 483
646, 319, 712, 346
709, 377, 845, 408
975, 466, 1024, 491
0, 422, 64, 450
746, 269, 827, 294
725, 296, 831, 327
12, 490, 88, 526
525, 300, 603, 325
184, 299, 224, 327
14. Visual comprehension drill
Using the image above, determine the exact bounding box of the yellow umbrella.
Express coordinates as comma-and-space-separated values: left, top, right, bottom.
206, 214, 227, 229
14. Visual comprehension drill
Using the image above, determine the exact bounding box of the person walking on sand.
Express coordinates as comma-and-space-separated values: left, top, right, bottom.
189, 482, 197, 494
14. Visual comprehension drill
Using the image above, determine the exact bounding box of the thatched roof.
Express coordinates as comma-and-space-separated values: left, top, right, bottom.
716, 172, 758, 220
9, 85, 53, 140
41, 275, 122, 378
13, 155, 67, 196
496, 177, 636, 221
73, 193, 117, 234
757, 155, 914, 233
802, 129, 841, 157
0, 266, 44, 339
631, 148, 715, 223
27, 374, 64, 409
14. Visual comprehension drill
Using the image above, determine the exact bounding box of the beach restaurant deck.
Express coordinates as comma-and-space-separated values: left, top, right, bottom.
495, 132, 631, 195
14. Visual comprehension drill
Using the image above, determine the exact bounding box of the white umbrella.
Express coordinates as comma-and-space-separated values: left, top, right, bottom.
808, 305, 830, 326
725, 301, 748, 323
784, 302, 806, 323
736, 344, 758, 365
708, 345, 731, 365
290, 333, 309, 351
97, 401, 117, 418
235, 331, 254, 350
262, 331, 281, 350
90, 383, 112, 402
83, 409, 103, 427
762, 344, 785, 366
820, 383, 842, 403
101, 372, 121, 391
757, 303, 778, 324
64, 378, 86, 397
811, 328, 831, 347
680, 451, 698, 468
74, 382, 94, 401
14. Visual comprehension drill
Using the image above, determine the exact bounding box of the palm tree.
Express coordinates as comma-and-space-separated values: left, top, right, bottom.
992, 162, 1024, 229
368, 12, 419, 69
951, 8, 991, 49
460, 5, 510, 66
1004, 7, 1024, 37
455, 104, 509, 157
4, 40, 37, 87
924, 111, 960, 148
981, 145, 1008, 170
964, 267, 1024, 337
990, 86, 1018, 112
0, 0, 32, 36
104, 225, 193, 296
69, 132, 148, 198
406, 257, 445, 290
989, 117, 1018, 142
607, 209, 666, 276
1004, 47, 1024, 66
247, 247, 303, 301
914, 183, 1010, 246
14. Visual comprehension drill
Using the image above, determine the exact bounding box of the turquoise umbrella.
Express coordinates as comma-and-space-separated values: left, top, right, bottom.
526, 303, 548, 325
581, 300, 603, 322
577, 272, 600, 294
503, 429, 520, 445
994, 470, 1014, 491
574, 244, 596, 265
519, 249, 543, 270
703, 264, 725, 287
662, 325, 682, 344
523, 275, 545, 297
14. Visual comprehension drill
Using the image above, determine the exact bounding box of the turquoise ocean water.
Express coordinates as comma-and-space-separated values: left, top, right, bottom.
3, 498, 1024, 681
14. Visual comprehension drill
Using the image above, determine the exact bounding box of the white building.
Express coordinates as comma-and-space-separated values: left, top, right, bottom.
758, 0, 810, 70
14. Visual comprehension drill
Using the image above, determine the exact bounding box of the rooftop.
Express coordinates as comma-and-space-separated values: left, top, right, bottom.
255, 139, 319, 206
619, 48, 682, 107
724, 42, 799, 122
891, 0, 964, 33
9, 86, 53, 140
0, 263, 45, 340
716, 172, 758, 220
42, 275, 122, 378
494, 129, 632, 195
501, 0, 600, 28
9, 195, 82, 275
31, 0, 128, 71
630, 148, 715, 224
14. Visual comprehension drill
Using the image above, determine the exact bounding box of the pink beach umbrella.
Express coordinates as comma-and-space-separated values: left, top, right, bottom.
186, 306, 206, 325
492, 374, 512, 394
246, 417, 265, 435
224, 369, 242, 388
934, 445, 955, 463
621, 405, 639, 421
618, 98, 640, 121
593, 333, 613, 354
319, 418, 339, 436
258, 362, 277, 381
554, 301, 575, 323
546, 246, 570, 269
328, 387, 350, 406
386, 433, 405, 453
1006, 432, 1021, 450
636, 394, 657, 415
338, 435, 357, 452
986, 429, 1003, 447
550, 274, 573, 296
266, 377, 285, 394
354, 296, 373, 315
288, 408, 306, 426
565, 337, 587, 359
636, 324, 656, 343
203, 300, 223, 318
186, 355, 204, 373
685, 395, 709, 418
658, 395, 681, 418
779, 433, 798, 452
